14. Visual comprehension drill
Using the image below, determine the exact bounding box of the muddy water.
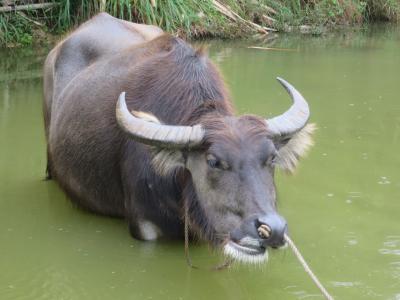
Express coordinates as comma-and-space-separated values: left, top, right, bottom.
1, 25, 399, 299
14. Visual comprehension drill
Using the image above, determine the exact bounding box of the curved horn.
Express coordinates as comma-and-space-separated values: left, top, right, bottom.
266, 77, 310, 136
116, 92, 204, 148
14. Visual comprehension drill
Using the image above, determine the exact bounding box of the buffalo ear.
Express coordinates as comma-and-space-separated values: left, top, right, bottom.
131, 110, 162, 124
151, 149, 185, 176
129, 110, 186, 176
274, 123, 316, 174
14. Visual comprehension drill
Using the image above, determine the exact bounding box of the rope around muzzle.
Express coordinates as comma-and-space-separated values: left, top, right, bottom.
284, 233, 334, 300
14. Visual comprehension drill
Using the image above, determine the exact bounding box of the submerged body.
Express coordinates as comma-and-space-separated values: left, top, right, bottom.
44, 13, 314, 263
44, 13, 191, 234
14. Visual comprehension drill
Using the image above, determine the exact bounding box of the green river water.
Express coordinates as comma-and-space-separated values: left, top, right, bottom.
0, 25, 399, 300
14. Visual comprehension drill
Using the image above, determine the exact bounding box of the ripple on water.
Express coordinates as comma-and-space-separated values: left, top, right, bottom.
391, 262, 400, 282
345, 232, 359, 247
284, 285, 322, 299
380, 236, 400, 289
330, 281, 362, 288
378, 176, 391, 185
379, 236, 400, 256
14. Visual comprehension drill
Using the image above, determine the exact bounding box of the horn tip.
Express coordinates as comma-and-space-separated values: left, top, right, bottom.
118, 91, 126, 100
117, 91, 127, 108
276, 77, 296, 97
276, 77, 289, 86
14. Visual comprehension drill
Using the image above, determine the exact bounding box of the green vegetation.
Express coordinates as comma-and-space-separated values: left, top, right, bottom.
0, 0, 399, 47
0, 12, 33, 47
266, 0, 400, 30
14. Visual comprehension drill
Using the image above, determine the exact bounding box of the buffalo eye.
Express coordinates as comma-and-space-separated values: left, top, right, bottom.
206, 154, 229, 170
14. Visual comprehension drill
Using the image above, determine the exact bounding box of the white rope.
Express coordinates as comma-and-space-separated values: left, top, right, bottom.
284, 234, 334, 300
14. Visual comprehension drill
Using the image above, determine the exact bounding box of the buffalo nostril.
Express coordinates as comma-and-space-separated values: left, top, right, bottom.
257, 214, 288, 248
257, 224, 271, 239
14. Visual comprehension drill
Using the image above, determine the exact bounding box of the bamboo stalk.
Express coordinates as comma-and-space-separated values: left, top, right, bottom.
1, 0, 15, 7
212, 0, 236, 22
247, 46, 298, 52
262, 14, 276, 26
212, 0, 277, 33
0, 2, 58, 12
17, 11, 44, 26
99, 0, 106, 12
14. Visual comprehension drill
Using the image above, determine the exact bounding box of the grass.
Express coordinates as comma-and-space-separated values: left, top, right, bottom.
0, 0, 399, 47
53, 0, 247, 38
0, 12, 33, 47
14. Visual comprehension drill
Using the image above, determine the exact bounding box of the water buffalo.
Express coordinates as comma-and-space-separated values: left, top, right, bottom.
43, 13, 315, 264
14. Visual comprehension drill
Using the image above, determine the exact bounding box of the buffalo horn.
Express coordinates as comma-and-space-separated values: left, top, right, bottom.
116, 92, 205, 148
266, 77, 310, 136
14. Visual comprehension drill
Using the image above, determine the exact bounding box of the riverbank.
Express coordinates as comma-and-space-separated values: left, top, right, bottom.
1, 0, 399, 47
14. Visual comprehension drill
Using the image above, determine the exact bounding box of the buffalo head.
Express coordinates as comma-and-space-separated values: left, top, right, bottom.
116, 78, 315, 263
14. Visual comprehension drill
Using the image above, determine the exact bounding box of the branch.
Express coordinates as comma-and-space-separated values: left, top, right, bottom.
0, 2, 58, 13
17, 11, 44, 26
247, 46, 298, 52
212, 0, 277, 34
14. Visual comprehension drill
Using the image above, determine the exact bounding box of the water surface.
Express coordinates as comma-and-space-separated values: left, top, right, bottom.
1, 25, 399, 299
